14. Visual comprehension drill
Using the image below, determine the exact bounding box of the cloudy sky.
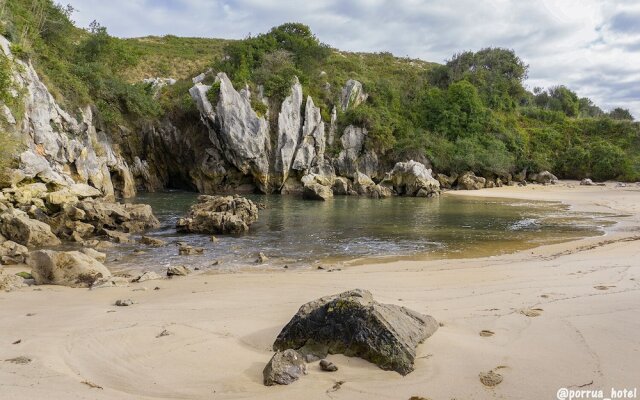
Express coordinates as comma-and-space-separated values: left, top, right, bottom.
66, 0, 639, 118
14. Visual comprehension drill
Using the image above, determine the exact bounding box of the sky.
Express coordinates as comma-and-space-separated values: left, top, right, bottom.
66, 0, 640, 118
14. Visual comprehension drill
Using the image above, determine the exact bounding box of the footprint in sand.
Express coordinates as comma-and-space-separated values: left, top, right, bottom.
479, 330, 495, 337
520, 308, 543, 317
594, 285, 616, 290
479, 369, 504, 387
5, 356, 31, 365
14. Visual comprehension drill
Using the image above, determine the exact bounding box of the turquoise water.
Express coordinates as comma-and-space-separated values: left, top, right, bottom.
106, 192, 606, 272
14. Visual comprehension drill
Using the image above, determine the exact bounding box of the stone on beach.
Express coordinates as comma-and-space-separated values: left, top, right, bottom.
263, 349, 307, 386
28, 250, 111, 288
273, 289, 438, 375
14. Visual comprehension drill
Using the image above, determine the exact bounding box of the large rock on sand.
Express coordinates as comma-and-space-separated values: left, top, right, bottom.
176, 195, 258, 234
0, 208, 61, 247
29, 250, 111, 287
457, 171, 486, 190
529, 170, 558, 185
273, 289, 438, 375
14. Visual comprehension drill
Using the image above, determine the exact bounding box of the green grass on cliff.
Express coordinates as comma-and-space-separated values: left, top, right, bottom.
0, 0, 638, 183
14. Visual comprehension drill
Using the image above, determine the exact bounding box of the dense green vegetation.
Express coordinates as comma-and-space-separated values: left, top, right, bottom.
0, 0, 638, 182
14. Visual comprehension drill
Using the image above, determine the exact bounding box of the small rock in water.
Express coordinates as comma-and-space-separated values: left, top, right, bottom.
179, 244, 204, 256
479, 370, 503, 387
115, 299, 134, 307
255, 252, 269, 264
263, 349, 307, 386
210, 236, 218, 243
319, 359, 338, 372
167, 265, 191, 277
139, 236, 167, 247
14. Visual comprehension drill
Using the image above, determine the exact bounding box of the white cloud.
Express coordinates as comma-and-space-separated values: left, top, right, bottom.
67, 0, 640, 118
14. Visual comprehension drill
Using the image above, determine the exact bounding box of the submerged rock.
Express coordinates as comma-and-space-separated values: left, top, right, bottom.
273, 289, 438, 375
263, 349, 307, 386
29, 250, 111, 288
176, 195, 258, 234
390, 161, 440, 197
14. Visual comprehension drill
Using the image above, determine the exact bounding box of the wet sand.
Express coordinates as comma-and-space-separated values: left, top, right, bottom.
1, 181, 639, 399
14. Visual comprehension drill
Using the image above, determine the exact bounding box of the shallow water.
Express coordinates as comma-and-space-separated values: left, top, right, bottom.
105, 191, 609, 273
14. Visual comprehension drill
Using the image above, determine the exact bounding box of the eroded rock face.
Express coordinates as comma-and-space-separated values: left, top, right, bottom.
292, 96, 326, 172
335, 126, 367, 178
275, 79, 303, 185
390, 160, 440, 197
29, 250, 111, 287
190, 73, 271, 192
176, 195, 259, 234
457, 172, 486, 190
0, 208, 61, 247
263, 349, 307, 386
0, 35, 135, 199
341, 79, 368, 111
273, 289, 439, 375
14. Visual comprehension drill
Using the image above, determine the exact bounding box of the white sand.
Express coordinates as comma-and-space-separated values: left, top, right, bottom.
1, 181, 639, 399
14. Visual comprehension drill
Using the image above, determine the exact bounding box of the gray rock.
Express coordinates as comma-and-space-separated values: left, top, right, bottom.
167, 265, 190, 277
303, 182, 333, 201
80, 247, 107, 263
274, 78, 303, 185
29, 250, 111, 288
139, 236, 167, 247
0, 240, 29, 265
529, 170, 558, 184
273, 289, 438, 376
135, 271, 162, 282
580, 178, 595, 186
0, 208, 61, 247
176, 195, 258, 234
335, 126, 367, 178
319, 359, 338, 372
292, 96, 326, 172
332, 177, 351, 195
190, 73, 271, 192
340, 79, 368, 111
390, 160, 440, 197
263, 349, 307, 386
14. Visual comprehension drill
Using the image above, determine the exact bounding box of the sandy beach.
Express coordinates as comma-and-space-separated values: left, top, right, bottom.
1, 181, 639, 400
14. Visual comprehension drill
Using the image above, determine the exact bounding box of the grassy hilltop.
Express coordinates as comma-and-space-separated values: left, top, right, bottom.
1, 0, 638, 183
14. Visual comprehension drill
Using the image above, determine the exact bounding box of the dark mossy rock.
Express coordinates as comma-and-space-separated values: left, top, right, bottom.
273, 289, 438, 375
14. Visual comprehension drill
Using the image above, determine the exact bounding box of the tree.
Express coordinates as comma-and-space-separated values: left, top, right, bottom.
608, 107, 634, 121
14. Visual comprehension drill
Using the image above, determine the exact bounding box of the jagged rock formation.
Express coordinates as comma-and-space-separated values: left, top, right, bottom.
341, 79, 369, 111
292, 96, 326, 173
275, 78, 303, 186
273, 289, 439, 375
0, 35, 136, 199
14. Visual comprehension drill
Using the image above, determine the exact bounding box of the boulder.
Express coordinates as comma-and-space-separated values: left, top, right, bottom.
80, 247, 107, 263
457, 172, 486, 190
29, 250, 111, 288
178, 244, 204, 255
75, 199, 159, 233
134, 270, 162, 282
68, 183, 102, 198
529, 171, 558, 185
263, 349, 307, 386
332, 177, 350, 195
273, 289, 438, 375
176, 195, 258, 234
390, 161, 440, 197
0, 208, 61, 247
167, 265, 190, 277
0, 270, 26, 291
46, 189, 79, 206
303, 182, 333, 201
368, 184, 393, 199
0, 240, 29, 265
103, 229, 132, 244
581, 178, 595, 186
